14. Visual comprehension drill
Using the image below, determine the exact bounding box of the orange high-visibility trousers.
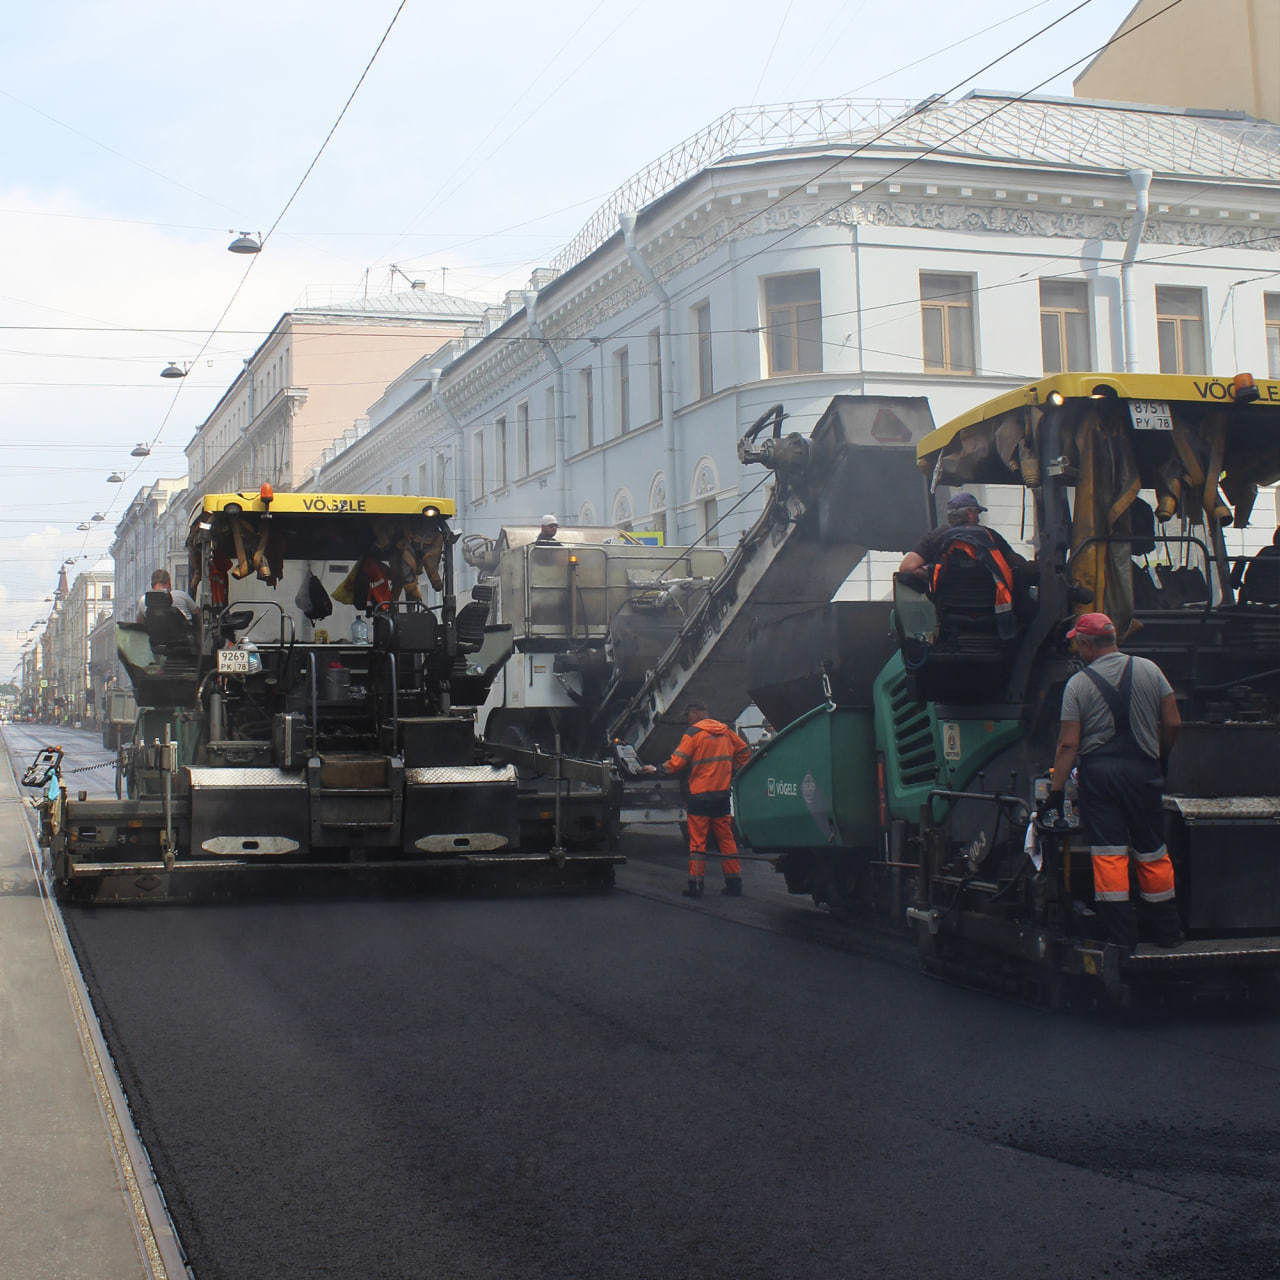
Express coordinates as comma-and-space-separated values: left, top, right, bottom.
1091, 845, 1176, 904
686, 813, 740, 879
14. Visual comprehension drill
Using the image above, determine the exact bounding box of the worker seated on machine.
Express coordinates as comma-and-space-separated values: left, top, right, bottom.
897, 492, 1026, 641
136, 568, 199, 653
1232, 528, 1280, 607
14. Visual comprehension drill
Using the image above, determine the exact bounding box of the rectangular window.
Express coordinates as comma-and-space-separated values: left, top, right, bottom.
1266, 295, 1280, 379
472, 430, 486, 499
418, 462, 428, 493
494, 415, 508, 489
545, 387, 557, 469
401, 473, 411, 495
694, 302, 713, 399
1039, 280, 1090, 373
921, 273, 976, 373
1156, 286, 1206, 375
517, 402, 531, 477
102, 585, 111, 600
764, 272, 823, 374
615, 347, 631, 434
436, 451, 451, 500
700, 496, 719, 546
648, 328, 662, 423
579, 369, 595, 450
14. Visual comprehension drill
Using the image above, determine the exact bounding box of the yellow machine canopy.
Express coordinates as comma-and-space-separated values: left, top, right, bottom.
918, 372, 1280, 634
198, 490, 455, 519
186, 491, 455, 624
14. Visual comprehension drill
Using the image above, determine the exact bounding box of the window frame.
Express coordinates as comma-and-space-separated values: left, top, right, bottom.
1155, 285, 1207, 375
693, 302, 713, 399
763, 271, 823, 376
648, 328, 662, 423
920, 273, 977, 375
579, 368, 595, 451
1038, 279, 1091, 374
472, 429, 486, 500
494, 415, 508, 489
516, 401, 531, 478
1265, 294, 1280, 380
615, 347, 631, 434
544, 386, 557, 469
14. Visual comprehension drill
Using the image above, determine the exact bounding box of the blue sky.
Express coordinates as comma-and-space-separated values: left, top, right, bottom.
0, 0, 1136, 672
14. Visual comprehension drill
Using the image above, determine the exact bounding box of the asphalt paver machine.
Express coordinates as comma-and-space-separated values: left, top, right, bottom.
734, 373, 1280, 1001
31, 488, 619, 901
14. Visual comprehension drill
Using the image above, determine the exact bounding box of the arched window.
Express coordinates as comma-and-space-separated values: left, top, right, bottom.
578, 500, 597, 526
611, 488, 634, 530
692, 457, 722, 546
693, 457, 719, 499
648, 472, 666, 517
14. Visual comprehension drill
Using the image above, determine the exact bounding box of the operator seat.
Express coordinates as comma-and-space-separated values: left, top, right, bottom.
894, 565, 1017, 704
455, 583, 493, 654
141, 589, 198, 656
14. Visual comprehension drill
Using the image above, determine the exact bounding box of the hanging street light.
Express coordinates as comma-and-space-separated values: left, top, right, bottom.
91, 512, 106, 522
161, 362, 188, 379
76, 522, 90, 531
228, 231, 262, 254
130, 443, 151, 457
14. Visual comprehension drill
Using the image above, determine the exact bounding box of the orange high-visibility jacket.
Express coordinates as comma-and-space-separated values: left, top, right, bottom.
664, 719, 751, 816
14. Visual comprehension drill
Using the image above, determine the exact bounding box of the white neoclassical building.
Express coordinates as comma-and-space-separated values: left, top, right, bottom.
310, 92, 1280, 592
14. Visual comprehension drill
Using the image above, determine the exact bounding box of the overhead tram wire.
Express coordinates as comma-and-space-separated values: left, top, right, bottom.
2, 212, 1276, 364
383, 0, 648, 276
376, 0, 616, 270
630, 0, 1108, 302
840, 0, 1066, 97
638, 0, 1194, 306
70, 0, 410, 563
130, 1, 410, 459
750, 0, 800, 104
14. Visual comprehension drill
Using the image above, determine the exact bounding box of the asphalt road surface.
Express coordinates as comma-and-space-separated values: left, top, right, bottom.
8, 724, 1280, 1280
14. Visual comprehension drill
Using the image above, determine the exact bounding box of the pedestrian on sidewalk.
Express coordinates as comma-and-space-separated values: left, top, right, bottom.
643, 702, 751, 898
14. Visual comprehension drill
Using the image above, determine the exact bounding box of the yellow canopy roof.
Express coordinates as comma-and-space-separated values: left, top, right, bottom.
918, 372, 1280, 468
198, 491, 456, 518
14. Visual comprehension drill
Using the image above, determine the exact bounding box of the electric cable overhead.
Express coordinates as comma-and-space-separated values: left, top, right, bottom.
750, 0, 800, 103
378, 0, 616, 268
91, 0, 410, 551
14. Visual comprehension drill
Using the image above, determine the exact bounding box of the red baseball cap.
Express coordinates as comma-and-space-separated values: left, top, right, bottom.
1066, 611, 1116, 640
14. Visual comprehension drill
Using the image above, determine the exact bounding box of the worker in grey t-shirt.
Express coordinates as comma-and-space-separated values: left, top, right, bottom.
1048, 611, 1183, 950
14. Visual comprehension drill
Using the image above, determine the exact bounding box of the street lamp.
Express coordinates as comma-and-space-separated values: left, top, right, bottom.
91, 512, 106, 522
76, 522, 90, 531
161, 362, 188, 379
107, 472, 124, 483
228, 231, 262, 254
130, 443, 151, 456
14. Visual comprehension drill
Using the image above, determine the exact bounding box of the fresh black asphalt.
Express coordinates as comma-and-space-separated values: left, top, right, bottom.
60, 871, 1280, 1280
11, 726, 1280, 1279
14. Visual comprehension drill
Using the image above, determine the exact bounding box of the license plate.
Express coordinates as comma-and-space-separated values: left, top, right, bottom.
1129, 400, 1173, 431
217, 648, 252, 673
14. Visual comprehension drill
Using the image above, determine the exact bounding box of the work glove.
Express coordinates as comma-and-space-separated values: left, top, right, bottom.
1037, 790, 1069, 830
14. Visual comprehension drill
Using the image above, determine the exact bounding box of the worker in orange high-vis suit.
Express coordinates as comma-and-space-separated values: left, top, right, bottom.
643, 702, 751, 898
1047, 612, 1183, 950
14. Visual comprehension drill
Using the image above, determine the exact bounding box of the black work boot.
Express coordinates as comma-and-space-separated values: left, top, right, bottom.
1141, 900, 1185, 948
682, 878, 704, 898
722, 876, 743, 897
1096, 900, 1138, 951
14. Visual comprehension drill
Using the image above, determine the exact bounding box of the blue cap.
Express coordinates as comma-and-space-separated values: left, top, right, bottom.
946, 492, 986, 513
